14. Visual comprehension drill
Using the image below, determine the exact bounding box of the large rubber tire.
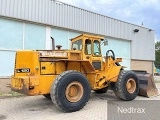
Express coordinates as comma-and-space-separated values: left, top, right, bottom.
50, 70, 91, 112
43, 94, 51, 99
94, 87, 108, 94
113, 70, 139, 101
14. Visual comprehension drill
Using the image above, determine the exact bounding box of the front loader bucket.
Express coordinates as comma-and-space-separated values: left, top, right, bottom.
133, 71, 159, 97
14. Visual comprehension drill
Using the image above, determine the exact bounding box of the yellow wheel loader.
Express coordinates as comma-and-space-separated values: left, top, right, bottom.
11, 34, 158, 112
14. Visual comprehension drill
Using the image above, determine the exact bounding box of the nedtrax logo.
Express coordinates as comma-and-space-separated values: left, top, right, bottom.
117, 107, 145, 114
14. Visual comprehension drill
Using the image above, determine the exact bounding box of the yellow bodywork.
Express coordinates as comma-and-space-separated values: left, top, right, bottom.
11, 34, 122, 95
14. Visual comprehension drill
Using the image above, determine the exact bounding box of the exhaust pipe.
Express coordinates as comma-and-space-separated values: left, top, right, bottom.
50, 36, 55, 50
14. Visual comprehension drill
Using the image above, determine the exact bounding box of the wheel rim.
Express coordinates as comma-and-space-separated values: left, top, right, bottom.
65, 81, 84, 102
126, 78, 136, 94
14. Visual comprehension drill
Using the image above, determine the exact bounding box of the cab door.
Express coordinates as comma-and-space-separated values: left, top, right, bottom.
92, 39, 103, 70
83, 37, 102, 70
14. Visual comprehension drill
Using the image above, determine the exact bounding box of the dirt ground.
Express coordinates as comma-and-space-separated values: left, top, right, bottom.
0, 78, 11, 94
0, 78, 24, 98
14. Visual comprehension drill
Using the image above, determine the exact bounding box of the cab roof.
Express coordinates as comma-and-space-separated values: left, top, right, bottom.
70, 34, 104, 41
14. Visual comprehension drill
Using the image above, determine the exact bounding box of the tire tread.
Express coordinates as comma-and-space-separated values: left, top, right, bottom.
50, 70, 90, 112
113, 70, 139, 101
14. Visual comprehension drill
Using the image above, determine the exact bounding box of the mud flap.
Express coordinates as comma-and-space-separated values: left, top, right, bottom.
133, 70, 159, 97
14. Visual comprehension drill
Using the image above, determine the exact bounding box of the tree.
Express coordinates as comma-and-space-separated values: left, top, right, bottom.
155, 41, 160, 66
155, 41, 160, 50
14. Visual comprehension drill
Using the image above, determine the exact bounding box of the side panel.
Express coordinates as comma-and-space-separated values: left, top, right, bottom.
29, 75, 56, 95
40, 62, 55, 75
15, 51, 40, 76
40, 61, 66, 75
67, 62, 81, 72
12, 60, 96, 95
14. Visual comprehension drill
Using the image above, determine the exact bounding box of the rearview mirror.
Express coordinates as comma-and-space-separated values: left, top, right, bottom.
104, 39, 108, 46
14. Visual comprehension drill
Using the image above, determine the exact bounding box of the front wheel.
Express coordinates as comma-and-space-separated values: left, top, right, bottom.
50, 70, 91, 112
113, 70, 139, 101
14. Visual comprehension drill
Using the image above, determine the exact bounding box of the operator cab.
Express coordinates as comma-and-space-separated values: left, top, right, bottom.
71, 34, 104, 70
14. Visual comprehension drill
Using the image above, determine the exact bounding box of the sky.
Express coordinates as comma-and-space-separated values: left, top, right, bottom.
57, 0, 160, 42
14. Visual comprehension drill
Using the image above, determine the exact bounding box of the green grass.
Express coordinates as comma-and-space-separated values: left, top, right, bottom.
0, 91, 23, 97
7, 91, 23, 96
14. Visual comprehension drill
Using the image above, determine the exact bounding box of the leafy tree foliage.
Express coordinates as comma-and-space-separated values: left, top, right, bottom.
155, 41, 160, 66
155, 41, 160, 50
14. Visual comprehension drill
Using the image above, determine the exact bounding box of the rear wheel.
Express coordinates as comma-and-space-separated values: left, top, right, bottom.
94, 87, 108, 94
50, 70, 91, 112
65, 81, 84, 102
113, 70, 139, 101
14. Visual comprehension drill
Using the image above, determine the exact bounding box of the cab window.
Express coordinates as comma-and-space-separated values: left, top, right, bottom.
93, 40, 101, 56
85, 39, 91, 55
72, 40, 82, 50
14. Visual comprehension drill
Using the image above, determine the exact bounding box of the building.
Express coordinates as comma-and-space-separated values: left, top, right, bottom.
0, 0, 155, 77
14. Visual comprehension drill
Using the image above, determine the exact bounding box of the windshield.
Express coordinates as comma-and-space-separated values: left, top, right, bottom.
72, 39, 82, 50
